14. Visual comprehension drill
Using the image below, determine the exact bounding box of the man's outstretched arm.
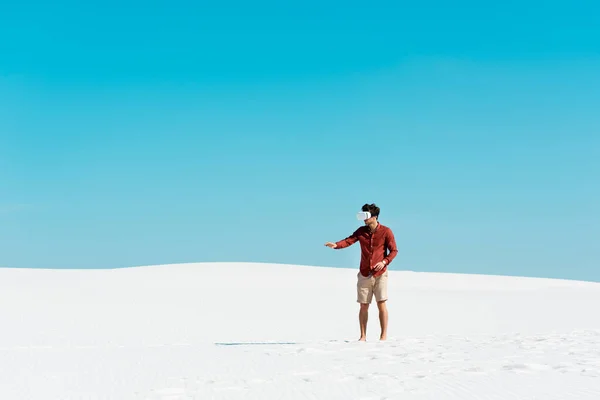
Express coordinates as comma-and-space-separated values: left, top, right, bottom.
325, 229, 359, 249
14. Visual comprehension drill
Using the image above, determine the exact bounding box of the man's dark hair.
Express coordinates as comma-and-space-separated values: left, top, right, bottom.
362, 203, 380, 218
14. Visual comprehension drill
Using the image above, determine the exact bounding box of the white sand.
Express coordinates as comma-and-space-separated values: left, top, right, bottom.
1, 262, 600, 399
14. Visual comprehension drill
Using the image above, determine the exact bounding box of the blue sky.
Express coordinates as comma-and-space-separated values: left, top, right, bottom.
1, 1, 599, 281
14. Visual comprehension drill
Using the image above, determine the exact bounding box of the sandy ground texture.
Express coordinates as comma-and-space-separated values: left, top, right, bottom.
1, 262, 599, 399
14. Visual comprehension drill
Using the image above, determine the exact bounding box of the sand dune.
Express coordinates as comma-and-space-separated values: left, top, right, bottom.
1, 262, 599, 399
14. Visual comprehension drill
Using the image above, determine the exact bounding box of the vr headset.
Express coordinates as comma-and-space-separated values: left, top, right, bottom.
356, 211, 372, 220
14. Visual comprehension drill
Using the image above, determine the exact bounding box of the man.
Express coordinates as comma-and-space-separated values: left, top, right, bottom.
325, 203, 398, 341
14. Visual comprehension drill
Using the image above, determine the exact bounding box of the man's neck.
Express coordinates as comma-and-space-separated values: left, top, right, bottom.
367, 221, 378, 232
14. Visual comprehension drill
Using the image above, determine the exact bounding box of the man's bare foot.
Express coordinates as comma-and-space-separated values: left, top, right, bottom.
379, 335, 387, 341
358, 336, 366, 342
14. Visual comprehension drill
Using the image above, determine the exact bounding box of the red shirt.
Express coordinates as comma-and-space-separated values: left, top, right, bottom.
334, 222, 398, 277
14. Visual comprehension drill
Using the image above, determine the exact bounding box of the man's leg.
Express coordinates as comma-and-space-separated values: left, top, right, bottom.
374, 271, 389, 340
357, 272, 374, 341
359, 303, 369, 341
376, 300, 388, 340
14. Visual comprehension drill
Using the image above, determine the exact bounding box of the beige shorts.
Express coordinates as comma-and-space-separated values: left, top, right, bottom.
357, 270, 388, 304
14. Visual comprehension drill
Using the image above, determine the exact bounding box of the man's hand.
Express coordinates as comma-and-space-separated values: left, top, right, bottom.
324, 242, 337, 249
372, 261, 386, 272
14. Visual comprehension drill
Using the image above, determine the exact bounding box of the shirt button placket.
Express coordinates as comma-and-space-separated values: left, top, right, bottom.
370, 235, 373, 264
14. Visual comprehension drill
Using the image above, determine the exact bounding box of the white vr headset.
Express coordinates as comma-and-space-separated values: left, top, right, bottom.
356, 211, 372, 220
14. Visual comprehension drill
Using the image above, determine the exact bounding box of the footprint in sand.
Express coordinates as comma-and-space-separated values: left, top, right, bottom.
503, 363, 550, 373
